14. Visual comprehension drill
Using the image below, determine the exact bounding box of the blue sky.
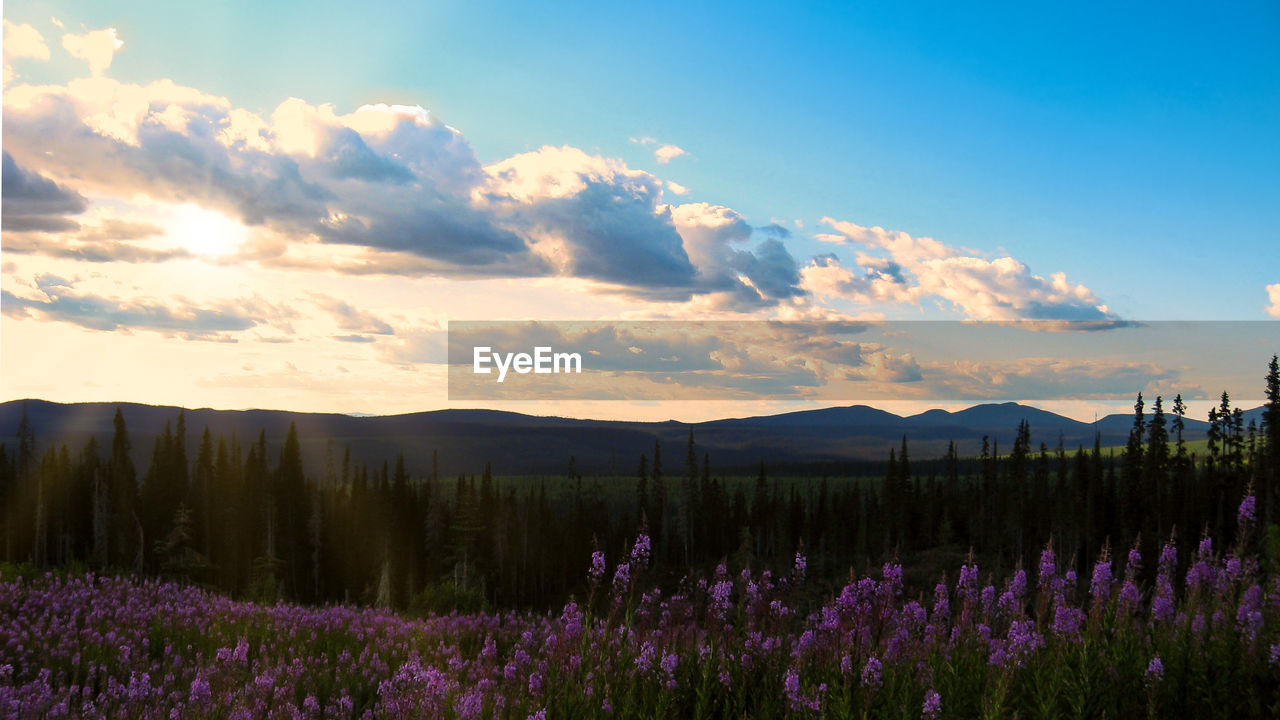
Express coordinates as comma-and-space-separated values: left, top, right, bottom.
2, 2, 1277, 417
13, 0, 1276, 318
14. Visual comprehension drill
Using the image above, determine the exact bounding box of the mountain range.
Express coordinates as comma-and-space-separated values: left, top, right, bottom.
0, 399, 1263, 478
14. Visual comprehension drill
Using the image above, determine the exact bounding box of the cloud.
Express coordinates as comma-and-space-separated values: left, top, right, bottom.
0, 34, 1093, 322
1268, 284, 1280, 319
309, 293, 394, 334
1, 274, 296, 340
1, 234, 191, 264
815, 218, 1113, 321
913, 357, 1177, 401
483, 147, 695, 289
654, 144, 687, 164
1, 212, 188, 264
1, 151, 88, 232
61, 27, 123, 76
480, 146, 802, 305
3, 54, 804, 307
381, 325, 447, 365
3, 20, 51, 83
78, 218, 165, 241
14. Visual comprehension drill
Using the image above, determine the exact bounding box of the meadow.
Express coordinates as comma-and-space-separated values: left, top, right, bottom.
2, 493, 1276, 719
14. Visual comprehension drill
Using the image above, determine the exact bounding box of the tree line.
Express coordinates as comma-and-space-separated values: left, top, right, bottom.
1, 356, 1277, 611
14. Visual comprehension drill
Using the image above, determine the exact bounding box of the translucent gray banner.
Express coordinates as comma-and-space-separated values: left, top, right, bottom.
447, 320, 1278, 402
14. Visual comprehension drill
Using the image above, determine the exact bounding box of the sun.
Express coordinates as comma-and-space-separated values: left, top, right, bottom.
167, 203, 248, 256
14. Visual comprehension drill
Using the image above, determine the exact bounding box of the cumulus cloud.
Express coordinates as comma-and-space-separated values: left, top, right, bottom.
479, 147, 803, 306
61, 27, 123, 76
1, 274, 296, 340
2, 26, 1104, 323
1267, 284, 1280, 319
1, 151, 88, 232
812, 218, 1113, 321
3, 20, 51, 83
3, 43, 804, 309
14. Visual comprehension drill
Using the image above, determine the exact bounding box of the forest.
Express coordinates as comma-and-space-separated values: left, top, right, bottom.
1, 357, 1277, 614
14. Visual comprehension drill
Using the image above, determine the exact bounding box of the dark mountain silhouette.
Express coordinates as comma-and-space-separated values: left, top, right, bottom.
0, 398, 1237, 478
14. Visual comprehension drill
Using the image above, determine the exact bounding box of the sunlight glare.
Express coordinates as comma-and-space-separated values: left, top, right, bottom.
168, 203, 247, 257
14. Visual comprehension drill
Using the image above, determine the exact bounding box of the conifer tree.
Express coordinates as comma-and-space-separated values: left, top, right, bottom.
1263, 355, 1279, 523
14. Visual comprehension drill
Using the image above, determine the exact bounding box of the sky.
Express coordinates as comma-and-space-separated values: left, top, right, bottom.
2, 2, 1278, 423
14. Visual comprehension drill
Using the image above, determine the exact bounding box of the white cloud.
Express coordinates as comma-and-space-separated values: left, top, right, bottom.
61, 27, 123, 77
654, 144, 687, 164
1, 29, 1109, 326
3, 20, 51, 83
628, 136, 688, 164
1267, 283, 1280, 319
814, 218, 1112, 321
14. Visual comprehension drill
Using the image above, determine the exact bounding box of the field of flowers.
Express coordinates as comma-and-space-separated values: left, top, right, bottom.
2, 496, 1278, 719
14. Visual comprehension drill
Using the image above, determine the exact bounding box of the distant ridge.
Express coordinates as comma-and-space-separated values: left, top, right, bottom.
0, 398, 1249, 477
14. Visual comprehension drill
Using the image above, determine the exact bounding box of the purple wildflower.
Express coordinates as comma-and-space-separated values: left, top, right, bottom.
630, 534, 651, 569
922, 689, 942, 719
1239, 495, 1257, 529
861, 656, 883, 689
793, 550, 808, 581
589, 551, 607, 585
612, 562, 631, 596
1145, 656, 1164, 687
1090, 553, 1113, 604
1038, 546, 1057, 589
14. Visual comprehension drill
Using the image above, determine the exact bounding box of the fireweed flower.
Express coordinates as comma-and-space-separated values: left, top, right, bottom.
1126, 545, 1143, 576
1145, 656, 1164, 686
981, 585, 996, 617
1117, 580, 1141, 614
1090, 553, 1113, 605
630, 534, 652, 569
994, 620, 1045, 668
709, 580, 734, 620
1239, 494, 1257, 529
881, 563, 904, 599
1008, 568, 1027, 598
1237, 585, 1264, 642
589, 551, 607, 585
794, 550, 808, 581
783, 667, 824, 712
1151, 579, 1176, 622
612, 563, 631, 596
861, 656, 883, 689
635, 641, 656, 673
993, 568, 1024, 614
958, 563, 979, 603
660, 652, 678, 687
922, 689, 942, 720
932, 582, 950, 621
1039, 546, 1057, 590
